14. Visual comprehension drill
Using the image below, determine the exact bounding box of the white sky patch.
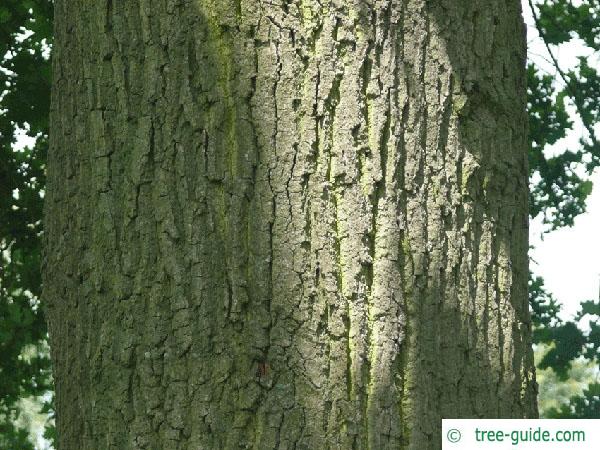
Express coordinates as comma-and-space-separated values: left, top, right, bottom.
13, 125, 37, 151
523, 0, 600, 319
530, 170, 600, 319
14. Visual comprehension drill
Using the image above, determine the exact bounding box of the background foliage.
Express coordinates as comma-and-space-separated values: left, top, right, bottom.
0, 0, 599, 447
0, 1, 53, 448
526, 0, 600, 418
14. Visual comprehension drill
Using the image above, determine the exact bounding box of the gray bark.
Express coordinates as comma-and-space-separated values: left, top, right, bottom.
44, 0, 537, 449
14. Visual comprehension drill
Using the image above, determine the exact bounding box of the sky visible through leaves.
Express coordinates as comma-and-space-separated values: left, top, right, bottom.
524, 0, 600, 320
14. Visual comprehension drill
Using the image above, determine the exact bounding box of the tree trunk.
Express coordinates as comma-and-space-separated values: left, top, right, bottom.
44, 0, 536, 449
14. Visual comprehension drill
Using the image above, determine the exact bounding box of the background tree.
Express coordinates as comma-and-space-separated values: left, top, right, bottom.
526, 0, 600, 418
0, 1, 53, 448
43, 1, 535, 449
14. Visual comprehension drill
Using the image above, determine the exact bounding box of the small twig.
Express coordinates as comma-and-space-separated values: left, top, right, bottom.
527, 0, 572, 88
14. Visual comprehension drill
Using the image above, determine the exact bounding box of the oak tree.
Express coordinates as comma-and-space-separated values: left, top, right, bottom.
44, 1, 536, 448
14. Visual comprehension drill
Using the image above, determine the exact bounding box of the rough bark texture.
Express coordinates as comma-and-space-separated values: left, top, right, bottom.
44, 0, 537, 449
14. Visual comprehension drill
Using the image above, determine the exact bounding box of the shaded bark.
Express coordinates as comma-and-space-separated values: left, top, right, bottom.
44, 0, 536, 449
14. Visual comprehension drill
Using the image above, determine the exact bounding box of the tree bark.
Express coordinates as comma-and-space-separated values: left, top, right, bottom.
44, 0, 536, 449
